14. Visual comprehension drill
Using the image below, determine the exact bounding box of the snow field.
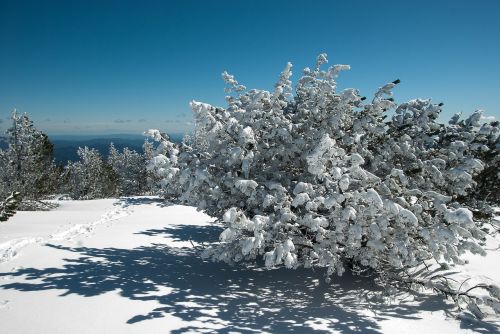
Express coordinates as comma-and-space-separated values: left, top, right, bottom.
0, 198, 498, 333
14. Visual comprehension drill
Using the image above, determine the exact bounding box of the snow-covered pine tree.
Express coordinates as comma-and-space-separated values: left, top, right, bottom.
108, 143, 148, 196
0, 110, 59, 202
64, 146, 118, 199
0, 192, 22, 222
143, 130, 180, 196
146, 54, 499, 316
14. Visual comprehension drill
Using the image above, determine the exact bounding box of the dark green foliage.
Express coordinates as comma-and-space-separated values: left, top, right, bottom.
63, 146, 119, 199
0, 192, 22, 222
0, 111, 60, 201
108, 143, 148, 196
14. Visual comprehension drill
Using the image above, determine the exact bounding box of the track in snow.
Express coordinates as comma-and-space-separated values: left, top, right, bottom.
0, 204, 131, 263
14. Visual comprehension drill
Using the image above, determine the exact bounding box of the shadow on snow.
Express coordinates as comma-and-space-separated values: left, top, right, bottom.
1, 223, 496, 333
114, 196, 174, 209
136, 224, 222, 245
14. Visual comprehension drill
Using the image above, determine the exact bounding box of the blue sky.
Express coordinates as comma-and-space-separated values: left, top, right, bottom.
0, 0, 499, 135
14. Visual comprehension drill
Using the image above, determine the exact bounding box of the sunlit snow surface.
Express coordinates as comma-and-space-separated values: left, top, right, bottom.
0, 198, 498, 333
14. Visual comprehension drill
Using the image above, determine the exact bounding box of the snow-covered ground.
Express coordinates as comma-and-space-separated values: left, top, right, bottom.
0, 198, 498, 334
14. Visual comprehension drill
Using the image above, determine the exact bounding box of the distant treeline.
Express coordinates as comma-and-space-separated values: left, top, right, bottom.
0, 111, 186, 206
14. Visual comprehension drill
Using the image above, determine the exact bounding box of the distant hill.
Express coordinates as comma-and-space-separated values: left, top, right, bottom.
51, 137, 146, 164
49, 133, 184, 164
0, 133, 184, 164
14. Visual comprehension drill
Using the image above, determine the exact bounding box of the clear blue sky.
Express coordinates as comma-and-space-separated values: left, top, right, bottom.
0, 0, 499, 135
